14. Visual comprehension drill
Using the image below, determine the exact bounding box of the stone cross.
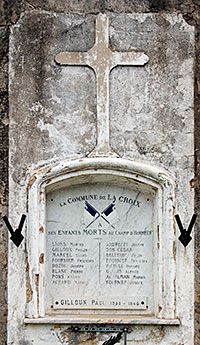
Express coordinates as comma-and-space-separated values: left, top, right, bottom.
55, 14, 149, 156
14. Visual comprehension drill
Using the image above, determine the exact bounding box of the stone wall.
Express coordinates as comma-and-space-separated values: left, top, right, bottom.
0, 23, 9, 345
1, 1, 200, 345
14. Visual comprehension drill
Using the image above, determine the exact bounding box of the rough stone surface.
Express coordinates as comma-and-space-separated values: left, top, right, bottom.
9, 12, 96, 179
109, 13, 194, 184
0, 0, 199, 26
8, 10, 194, 345
0, 24, 9, 345
1, 1, 200, 345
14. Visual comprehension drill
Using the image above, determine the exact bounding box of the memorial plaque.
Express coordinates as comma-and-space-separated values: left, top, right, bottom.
46, 181, 155, 314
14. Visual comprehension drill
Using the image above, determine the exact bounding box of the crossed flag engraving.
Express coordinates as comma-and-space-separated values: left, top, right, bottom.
84, 201, 117, 229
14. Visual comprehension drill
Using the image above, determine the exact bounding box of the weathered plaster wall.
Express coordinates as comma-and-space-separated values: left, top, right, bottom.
9, 12, 97, 177
8, 9, 194, 345
1, 1, 200, 345
0, 23, 9, 345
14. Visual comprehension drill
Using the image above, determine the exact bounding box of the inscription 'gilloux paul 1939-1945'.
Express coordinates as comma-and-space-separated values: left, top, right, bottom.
45, 183, 154, 313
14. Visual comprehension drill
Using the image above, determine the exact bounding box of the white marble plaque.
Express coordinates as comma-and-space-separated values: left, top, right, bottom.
46, 182, 154, 313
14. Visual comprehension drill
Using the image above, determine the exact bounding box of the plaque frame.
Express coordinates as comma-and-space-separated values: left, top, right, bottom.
25, 157, 178, 325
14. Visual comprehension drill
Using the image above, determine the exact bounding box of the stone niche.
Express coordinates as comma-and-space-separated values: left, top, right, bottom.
26, 157, 177, 324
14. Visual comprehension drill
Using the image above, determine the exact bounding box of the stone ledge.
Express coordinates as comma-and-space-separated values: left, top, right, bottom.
24, 316, 180, 325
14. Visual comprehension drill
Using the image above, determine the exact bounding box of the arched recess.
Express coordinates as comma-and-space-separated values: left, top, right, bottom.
25, 157, 178, 325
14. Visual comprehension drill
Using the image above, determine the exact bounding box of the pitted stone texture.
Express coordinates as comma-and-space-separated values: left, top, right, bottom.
55, 14, 149, 155
0, 1, 199, 345
0, 25, 9, 345
9, 12, 97, 183
21, 324, 179, 345
109, 14, 194, 172
109, 14, 194, 234
8, 11, 195, 345
0, 1, 197, 26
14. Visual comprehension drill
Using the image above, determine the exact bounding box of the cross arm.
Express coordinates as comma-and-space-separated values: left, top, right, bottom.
112, 51, 149, 67
55, 51, 88, 65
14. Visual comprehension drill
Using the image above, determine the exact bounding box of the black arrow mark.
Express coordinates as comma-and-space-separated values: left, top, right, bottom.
3, 214, 26, 247
175, 214, 197, 247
